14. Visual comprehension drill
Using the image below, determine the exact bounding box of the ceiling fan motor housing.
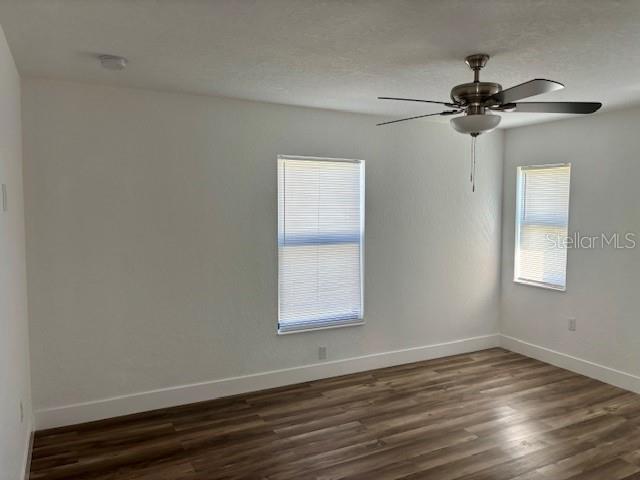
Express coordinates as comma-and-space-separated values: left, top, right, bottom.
450, 82, 502, 110
452, 53, 502, 108
450, 82, 503, 135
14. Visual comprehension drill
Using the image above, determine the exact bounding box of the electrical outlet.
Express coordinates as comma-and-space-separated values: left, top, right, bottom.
20, 401, 23, 423
568, 318, 577, 332
318, 346, 327, 360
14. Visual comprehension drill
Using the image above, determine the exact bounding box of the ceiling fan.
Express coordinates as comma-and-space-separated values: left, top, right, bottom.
377, 54, 602, 191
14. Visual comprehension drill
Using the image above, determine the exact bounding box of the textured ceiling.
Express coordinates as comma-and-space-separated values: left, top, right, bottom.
1, 0, 640, 128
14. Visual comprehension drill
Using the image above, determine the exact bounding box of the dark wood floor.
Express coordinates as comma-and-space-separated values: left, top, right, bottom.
30, 348, 640, 480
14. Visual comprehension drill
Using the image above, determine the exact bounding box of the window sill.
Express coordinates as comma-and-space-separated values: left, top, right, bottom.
514, 278, 566, 292
277, 320, 364, 335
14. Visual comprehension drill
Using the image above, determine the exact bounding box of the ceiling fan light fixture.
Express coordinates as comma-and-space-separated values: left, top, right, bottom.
450, 113, 501, 136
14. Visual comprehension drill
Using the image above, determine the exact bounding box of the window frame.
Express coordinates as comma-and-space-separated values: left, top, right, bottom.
277, 155, 365, 335
513, 163, 571, 292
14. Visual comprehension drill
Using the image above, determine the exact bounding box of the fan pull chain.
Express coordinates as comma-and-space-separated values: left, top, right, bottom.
470, 135, 477, 192
470, 136, 474, 183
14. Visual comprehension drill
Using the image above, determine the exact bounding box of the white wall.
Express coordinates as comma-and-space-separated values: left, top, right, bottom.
501, 109, 640, 382
0, 27, 32, 480
22, 78, 503, 427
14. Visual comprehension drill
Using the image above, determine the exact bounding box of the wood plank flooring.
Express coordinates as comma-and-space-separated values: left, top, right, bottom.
29, 348, 640, 479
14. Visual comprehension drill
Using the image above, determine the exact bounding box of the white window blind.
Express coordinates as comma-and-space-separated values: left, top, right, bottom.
278, 156, 364, 333
514, 164, 571, 291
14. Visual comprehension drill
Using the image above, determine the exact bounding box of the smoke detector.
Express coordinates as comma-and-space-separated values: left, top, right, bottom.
99, 54, 128, 71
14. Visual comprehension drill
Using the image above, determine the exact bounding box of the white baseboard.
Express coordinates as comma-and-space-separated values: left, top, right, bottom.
34, 334, 640, 431
35, 334, 500, 430
22, 423, 34, 480
500, 334, 640, 394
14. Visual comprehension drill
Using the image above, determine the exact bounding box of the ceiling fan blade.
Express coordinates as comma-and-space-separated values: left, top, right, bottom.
505, 101, 602, 114
490, 79, 564, 104
376, 110, 459, 126
378, 97, 458, 108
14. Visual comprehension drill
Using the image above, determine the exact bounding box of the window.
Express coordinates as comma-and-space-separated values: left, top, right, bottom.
514, 164, 571, 291
278, 155, 364, 333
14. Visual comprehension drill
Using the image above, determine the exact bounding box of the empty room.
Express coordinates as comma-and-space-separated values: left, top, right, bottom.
2, 1, 640, 479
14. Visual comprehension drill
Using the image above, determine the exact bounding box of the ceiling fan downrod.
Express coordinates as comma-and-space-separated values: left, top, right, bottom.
465, 53, 489, 83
